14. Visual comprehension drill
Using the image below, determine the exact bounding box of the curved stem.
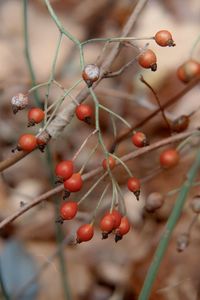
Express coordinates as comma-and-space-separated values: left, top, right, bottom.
23, 0, 41, 107
99, 103, 131, 128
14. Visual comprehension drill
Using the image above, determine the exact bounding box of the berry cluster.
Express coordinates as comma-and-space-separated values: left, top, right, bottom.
138, 30, 175, 72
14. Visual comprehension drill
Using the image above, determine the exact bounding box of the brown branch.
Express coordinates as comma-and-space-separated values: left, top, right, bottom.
140, 75, 171, 132
110, 77, 200, 151
0, 0, 149, 173
0, 129, 198, 230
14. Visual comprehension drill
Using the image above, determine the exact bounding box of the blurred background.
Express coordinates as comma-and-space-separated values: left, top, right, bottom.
0, 0, 200, 299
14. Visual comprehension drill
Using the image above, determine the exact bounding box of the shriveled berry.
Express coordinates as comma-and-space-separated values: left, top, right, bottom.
160, 148, 179, 169
172, 115, 189, 133
131, 132, 149, 148
13, 134, 37, 152
64, 173, 83, 192
127, 177, 140, 200
11, 93, 28, 114
102, 156, 116, 170
190, 195, 200, 213
177, 59, 200, 83
75, 104, 92, 124
76, 224, 94, 243
115, 216, 130, 242
176, 233, 189, 252
155, 30, 175, 47
28, 108, 44, 126
60, 201, 78, 220
82, 64, 100, 87
55, 161, 74, 183
138, 49, 157, 71
145, 192, 164, 213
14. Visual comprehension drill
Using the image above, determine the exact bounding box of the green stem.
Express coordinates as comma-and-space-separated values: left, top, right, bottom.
44, 0, 80, 45
99, 103, 131, 128
92, 184, 110, 221
81, 36, 154, 46
190, 34, 200, 58
111, 153, 133, 177
23, 0, 41, 107
138, 149, 200, 300
45, 32, 63, 123
78, 172, 107, 205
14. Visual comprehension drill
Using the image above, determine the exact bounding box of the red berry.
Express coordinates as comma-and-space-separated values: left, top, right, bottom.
17, 134, 37, 152
104, 210, 122, 229
60, 201, 78, 220
82, 64, 100, 87
100, 214, 114, 234
160, 148, 180, 169
131, 132, 149, 147
127, 177, 140, 200
64, 173, 83, 192
154, 30, 175, 47
102, 156, 116, 170
28, 108, 44, 126
177, 60, 200, 83
76, 224, 94, 243
55, 161, 74, 182
75, 104, 92, 123
172, 115, 189, 133
115, 216, 130, 242
138, 49, 157, 71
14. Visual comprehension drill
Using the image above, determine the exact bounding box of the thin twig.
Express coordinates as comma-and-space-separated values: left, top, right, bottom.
140, 75, 171, 132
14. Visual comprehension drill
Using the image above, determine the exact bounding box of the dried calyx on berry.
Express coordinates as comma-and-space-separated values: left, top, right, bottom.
154, 30, 175, 47
36, 130, 51, 152
82, 64, 100, 87
11, 93, 28, 114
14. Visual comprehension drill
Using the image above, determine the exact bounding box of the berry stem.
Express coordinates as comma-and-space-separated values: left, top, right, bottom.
81, 36, 154, 46
79, 143, 99, 174
99, 103, 131, 128
78, 172, 108, 205
73, 129, 98, 161
110, 153, 133, 177
92, 184, 110, 222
